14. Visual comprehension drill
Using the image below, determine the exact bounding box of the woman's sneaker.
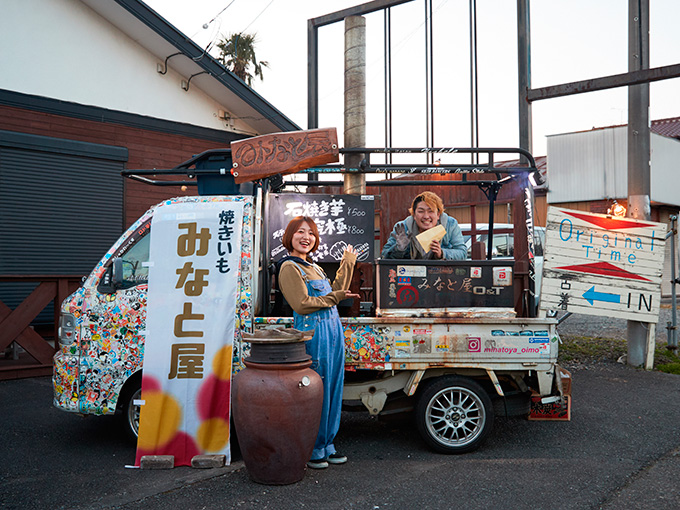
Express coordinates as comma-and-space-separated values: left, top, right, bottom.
326, 453, 347, 464
306, 459, 329, 469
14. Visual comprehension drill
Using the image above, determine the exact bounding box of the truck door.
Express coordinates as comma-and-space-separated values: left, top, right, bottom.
78, 219, 151, 416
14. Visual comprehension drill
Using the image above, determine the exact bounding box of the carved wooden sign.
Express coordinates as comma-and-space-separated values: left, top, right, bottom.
230, 128, 339, 183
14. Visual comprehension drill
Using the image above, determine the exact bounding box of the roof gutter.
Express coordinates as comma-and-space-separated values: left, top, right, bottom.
114, 0, 300, 132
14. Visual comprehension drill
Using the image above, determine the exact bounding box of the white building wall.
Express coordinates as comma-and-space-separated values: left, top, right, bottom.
603, 127, 628, 199
547, 126, 680, 208
651, 134, 680, 207
546, 127, 627, 204
0, 0, 257, 134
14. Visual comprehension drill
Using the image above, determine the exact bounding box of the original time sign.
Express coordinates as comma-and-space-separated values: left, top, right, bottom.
540, 207, 667, 323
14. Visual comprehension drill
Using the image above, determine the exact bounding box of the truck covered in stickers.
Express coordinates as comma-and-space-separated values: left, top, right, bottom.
54, 130, 570, 454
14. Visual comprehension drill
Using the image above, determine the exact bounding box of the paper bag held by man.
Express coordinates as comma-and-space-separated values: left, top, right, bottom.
416, 224, 446, 252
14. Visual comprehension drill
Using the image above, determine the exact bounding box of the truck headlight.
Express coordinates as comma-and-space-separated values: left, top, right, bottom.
58, 313, 76, 346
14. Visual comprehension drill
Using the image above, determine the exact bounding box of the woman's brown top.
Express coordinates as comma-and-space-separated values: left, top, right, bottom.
278, 251, 357, 315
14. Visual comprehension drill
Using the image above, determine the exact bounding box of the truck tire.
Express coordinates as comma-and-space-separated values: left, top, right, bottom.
415, 376, 494, 454
118, 377, 142, 442
117, 377, 240, 451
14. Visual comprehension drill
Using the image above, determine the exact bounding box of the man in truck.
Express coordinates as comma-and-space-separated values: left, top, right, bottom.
381, 191, 467, 260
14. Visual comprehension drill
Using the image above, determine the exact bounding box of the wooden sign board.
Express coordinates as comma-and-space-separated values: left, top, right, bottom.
231, 128, 339, 183
539, 207, 667, 323
376, 260, 514, 310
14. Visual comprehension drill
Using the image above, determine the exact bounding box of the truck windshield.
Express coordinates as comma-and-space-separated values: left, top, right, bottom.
98, 232, 151, 293
119, 234, 150, 284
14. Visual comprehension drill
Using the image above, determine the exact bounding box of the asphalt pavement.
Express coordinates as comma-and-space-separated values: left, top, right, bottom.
2, 361, 680, 510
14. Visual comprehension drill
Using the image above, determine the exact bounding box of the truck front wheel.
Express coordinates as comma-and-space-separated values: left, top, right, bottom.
117, 376, 142, 442
125, 386, 141, 440
415, 376, 494, 454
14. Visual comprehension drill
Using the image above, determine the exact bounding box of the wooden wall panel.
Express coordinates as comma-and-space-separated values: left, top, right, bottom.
1, 105, 230, 226
315, 176, 547, 250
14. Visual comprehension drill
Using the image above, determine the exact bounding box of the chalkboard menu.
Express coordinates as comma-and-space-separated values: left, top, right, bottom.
268, 193, 375, 263
376, 260, 515, 309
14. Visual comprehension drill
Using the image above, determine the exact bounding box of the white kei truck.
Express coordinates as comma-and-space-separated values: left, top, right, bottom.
53, 130, 570, 454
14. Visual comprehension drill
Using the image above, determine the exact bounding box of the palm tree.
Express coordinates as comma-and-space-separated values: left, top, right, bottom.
216, 33, 268, 86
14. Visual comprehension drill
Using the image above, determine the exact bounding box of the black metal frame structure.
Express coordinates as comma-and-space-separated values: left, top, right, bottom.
122, 145, 541, 317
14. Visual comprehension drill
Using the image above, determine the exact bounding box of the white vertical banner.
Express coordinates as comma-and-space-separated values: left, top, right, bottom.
135, 201, 243, 466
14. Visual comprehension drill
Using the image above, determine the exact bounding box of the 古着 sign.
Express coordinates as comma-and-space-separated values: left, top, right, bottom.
135, 200, 245, 467
540, 207, 667, 323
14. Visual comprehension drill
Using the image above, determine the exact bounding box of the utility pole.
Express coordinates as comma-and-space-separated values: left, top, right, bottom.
344, 15, 366, 195
627, 0, 652, 367
517, 0, 532, 157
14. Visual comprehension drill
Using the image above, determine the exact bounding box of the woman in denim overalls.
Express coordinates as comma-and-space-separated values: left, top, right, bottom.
278, 216, 358, 470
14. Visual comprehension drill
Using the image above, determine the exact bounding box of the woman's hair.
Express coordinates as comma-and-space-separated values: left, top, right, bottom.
409, 191, 444, 216
282, 216, 320, 253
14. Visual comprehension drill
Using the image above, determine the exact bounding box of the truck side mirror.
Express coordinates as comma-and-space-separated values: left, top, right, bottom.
112, 257, 124, 287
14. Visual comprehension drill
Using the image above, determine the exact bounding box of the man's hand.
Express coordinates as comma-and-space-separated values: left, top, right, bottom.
394, 224, 409, 251
430, 239, 443, 259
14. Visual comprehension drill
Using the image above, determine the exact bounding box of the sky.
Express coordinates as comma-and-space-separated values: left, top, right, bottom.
144, 0, 680, 158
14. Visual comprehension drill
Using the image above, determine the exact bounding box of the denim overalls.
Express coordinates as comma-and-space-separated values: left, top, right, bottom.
289, 261, 345, 461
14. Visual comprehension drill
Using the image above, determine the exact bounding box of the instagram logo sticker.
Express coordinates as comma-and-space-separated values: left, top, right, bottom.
468, 337, 481, 353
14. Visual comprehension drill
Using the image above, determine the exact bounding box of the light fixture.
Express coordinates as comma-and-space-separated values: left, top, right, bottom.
217, 110, 234, 129
180, 71, 208, 92
607, 200, 626, 217
157, 52, 181, 75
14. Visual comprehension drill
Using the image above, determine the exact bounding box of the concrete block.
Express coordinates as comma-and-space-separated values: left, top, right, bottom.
140, 455, 174, 469
191, 454, 226, 469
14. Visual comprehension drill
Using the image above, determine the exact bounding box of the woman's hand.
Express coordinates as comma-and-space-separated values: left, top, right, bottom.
345, 244, 358, 256
344, 290, 361, 299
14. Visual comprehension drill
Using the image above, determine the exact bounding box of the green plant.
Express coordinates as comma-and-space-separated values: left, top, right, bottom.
558, 335, 626, 363
559, 335, 680, 373
657, 362, 680, 375
216, 32, 268, 86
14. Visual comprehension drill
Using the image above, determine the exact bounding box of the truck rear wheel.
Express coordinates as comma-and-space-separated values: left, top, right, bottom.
415, 376, 493, 454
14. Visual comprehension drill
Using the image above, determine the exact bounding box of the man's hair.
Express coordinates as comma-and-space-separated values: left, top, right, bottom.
282, 216, 320, 253
409, 191, 444, 216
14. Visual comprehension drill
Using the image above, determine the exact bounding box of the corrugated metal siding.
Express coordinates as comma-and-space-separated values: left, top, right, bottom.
547, 127, 628, 204
0, 132, 126, 322
548, 127, 680, 208
604, 127, 627, 199
651, 134, 680, 207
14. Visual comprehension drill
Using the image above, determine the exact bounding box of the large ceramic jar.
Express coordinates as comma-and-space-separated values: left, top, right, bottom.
232, 328, 323, 485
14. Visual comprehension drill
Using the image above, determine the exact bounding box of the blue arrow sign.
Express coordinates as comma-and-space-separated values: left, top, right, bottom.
583, 286, 621, 306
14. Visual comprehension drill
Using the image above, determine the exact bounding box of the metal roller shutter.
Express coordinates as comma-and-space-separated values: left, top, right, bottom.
0, 130, 128, 324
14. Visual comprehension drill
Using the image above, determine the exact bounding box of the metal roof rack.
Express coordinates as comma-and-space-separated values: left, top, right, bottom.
121, 146, 543, 188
